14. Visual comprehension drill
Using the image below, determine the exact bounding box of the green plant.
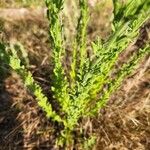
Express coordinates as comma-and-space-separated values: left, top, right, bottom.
0, 43, 9, 82
3, 0, 150, 148
83, 135, 96, 150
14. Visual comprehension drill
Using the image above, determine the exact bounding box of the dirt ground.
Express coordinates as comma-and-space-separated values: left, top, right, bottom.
0, 3, 150, 150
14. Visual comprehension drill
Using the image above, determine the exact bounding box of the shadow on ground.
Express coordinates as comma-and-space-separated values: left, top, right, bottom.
0, 79, 24, 149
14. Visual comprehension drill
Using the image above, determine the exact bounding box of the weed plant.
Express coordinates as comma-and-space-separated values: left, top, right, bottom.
1, 0, 150, 148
